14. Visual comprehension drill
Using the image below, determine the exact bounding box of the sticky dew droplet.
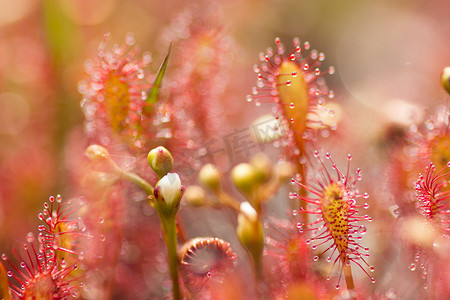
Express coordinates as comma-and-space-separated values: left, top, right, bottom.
328, 66, 335, 75
26, 232, 35, 243
358, 226, 367, 235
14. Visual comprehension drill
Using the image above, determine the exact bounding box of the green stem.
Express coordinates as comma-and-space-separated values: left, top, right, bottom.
217, 191, 242, 213
115, 167, 154, 196
160, 216, 182, 300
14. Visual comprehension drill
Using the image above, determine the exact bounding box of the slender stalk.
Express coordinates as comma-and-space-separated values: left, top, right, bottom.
217, 191, 242, 213
176, 215, 187, 244
114, 166, 154, 196
160, 216, 182, 300
343, 263, 357, 300
298, 161, 308, 221
253, 259, 266, 300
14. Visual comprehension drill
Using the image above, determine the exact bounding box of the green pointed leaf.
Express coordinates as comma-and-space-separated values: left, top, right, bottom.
146, 44, 172, 105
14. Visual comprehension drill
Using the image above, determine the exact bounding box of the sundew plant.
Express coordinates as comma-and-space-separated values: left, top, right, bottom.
0, 1, 449, 299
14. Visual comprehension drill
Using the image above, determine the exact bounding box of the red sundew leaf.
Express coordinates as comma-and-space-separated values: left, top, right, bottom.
292, 151, 375, 288
415, 162, 450, 235
248, 38, 335, 161
80, 33, 154, 151
1, 195, 90, 300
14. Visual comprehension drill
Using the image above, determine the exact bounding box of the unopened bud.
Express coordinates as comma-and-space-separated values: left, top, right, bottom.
441, 67, 450, 95
231, 163, 258, 195
147, 146, 174, 178
250, 153, 273, 183
183, 185, 207, 207
199, 164, 221, 192
85, 145, 111, 162
236, 202, 264, 264
154, 173, 184, 217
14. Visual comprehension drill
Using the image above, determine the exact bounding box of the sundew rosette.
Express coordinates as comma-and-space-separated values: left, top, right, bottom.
1, 234, 80, 299
1, 195, 88, 299
247, 37, 336, 160
291, 151, 375, 290
79, 33, 154, 151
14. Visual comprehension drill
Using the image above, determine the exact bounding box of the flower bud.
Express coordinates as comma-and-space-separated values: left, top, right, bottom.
147, 146, 174, 178
183, 185, 207, 207
250, 153, 273, 183
154, 173, 184, 217
231, 163, 258, 195
441, 66, 450, 95
85, 144, 111, 162
238, 201, 258, 224
198, 164, 221, 192
236, 202, 264, 265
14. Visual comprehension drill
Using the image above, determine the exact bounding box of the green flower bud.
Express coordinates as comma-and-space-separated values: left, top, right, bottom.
198, 164, 221, 192
236, 202, 264, 268
441, 67, 450, 95
183, 185, 207, 207
154, 173, 184, 217
231, 163, 258, 195
85, 144, 111, 162
147, 146, 174, 178
250, 153, 273, 183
